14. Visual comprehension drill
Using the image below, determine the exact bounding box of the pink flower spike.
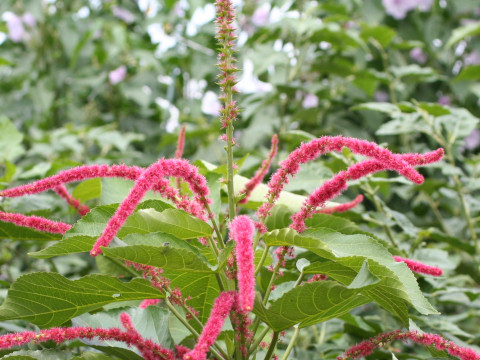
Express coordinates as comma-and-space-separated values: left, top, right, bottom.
54, 185, 90, 216
315, 194, 364, 214
393, 256, 443, 276
175, 125, 187, 159
184, 291, 236, 360
239, 134, 278, 204
139, 299, 161, 308
256, 136, 427, 221
338, 330, 480, 360
0, 211, 71, 234
90, 159, 210, 256
229, 215, 255, 313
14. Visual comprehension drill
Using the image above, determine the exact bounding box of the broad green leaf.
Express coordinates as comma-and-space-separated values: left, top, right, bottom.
446, 22, 480, 48
0, 273, 164, 327
263, 228, 437, 321
0, 160, 16, 184
140, 208, 213, 239
163, 270, 220, 323
103, 244, 214, 273
253, 281, 370, 331
305, 213, 388, 247
361, 25, 396, 47
71, 354, 113, 360
351, 102, 400, 115
0, 221, 63, 242
347, 261, 380, 289
72, 178, 102, 203
29, 235, 96, 258
0, 116, 25, 162
100, 178, 168, 205
454, 65, 480, 82
3, 351, 72, 360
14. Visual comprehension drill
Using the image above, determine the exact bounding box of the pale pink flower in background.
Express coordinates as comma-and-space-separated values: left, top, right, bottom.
465, 129, 480, 150
201, 91, 222, 116
374, 91, 389, 102
417, 0, 434, 11
438, 95, 451, 106
109, 65, 127, 85
252, 3, 271, 27
22, 12, 36, 27
410, 47, 427, 64
382, 0, 417, 19
112, 6, 135, 23
464, 50, 480, 66
302, 93, 319, 109
6, 13, 24, 42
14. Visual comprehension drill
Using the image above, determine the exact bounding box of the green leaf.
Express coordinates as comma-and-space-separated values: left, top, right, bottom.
454, 65, 480, 82
103, 244, 214, 273
72, 178, 102, 203
139, 208, 213, 239
305, 213, 388, 247
351, 102, 400, 115
29, 235, 96, 258
0, 273, 164, 327
0, 116, 25, 162
446, 22, 480, 48
0, 221, 63, 242
163, 270, 220, 322
3, 351, 72, 360
253, 281, 370, 331
347, 261, 380, 289
361, 25, 396, 47
263, 228, 437, 321
0, 160, 16, 184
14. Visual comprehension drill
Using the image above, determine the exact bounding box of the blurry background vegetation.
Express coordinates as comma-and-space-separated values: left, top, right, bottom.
0, 0, 479, 358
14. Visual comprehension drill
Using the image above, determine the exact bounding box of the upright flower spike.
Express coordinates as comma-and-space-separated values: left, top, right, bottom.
175, 124, 187, 192
239, 134, 278, 204
184, 291, 236, 360
90, 159, 211, 256
215, 0, 240, 220
229, 215, 255, 312
256, 136, 433, 221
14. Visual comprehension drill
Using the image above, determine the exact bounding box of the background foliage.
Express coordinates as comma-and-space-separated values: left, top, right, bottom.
0, 0, 479, 359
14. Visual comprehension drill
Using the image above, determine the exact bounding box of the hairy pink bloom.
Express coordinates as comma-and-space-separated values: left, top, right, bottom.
91, 159, 210, 256
175, 125, 187, 159
256, 136, 430, 221
54, 185, 90, 216
0, 211, 71, 234
338, 330, 480, 360
0, 318, 175, 360
315, 194, 364, 214
289, 147, 444, 232
184, 291, 236, 360
140, 299, 161, 308
175, 125, 187, 192
229, 215, 255, 312
393, 256, 443, 276
239, 134, 278, 204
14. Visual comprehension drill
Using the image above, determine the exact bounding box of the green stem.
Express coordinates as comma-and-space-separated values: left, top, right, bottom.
264, 332, 279, 360
293, 271, 305, 288
281, 325, 300, 360
249, 327, 270, 356
226, 121, 236, 220
263, 262, 281, 306
362, 183, 399, 248
255, 246, 270, 275
205, 202, 224, 248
